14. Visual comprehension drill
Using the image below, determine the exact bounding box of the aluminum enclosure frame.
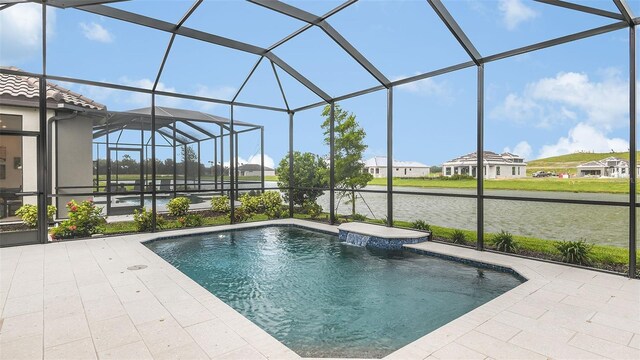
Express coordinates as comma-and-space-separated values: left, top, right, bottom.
1, 0, 638, 277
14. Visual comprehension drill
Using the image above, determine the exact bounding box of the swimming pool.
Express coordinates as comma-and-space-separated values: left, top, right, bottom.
115, 194, 204, 208
145, 226, 523, 358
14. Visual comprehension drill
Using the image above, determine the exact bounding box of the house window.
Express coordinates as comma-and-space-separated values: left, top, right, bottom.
0, 164, 5, 180
0, 114, 23, 131
375, 168, 379, 174
484, 167, 486, 175
446, 167, 451, 176
404, 169, 407, 175
622, 168, 626, 174
517, 167, 521, 175
497, 166, 501, 176
512, 167, 515, 175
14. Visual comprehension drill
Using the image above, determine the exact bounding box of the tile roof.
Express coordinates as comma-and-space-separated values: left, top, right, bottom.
0, 66, 105, 110
443, 151, 526, 165
577, 157, 629, 168
364, 156, 428, 168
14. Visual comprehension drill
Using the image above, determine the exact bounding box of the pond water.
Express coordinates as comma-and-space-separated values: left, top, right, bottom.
312, 185, 629, 248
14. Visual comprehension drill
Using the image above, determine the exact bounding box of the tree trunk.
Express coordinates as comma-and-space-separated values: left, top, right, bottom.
351, 189, 356, 216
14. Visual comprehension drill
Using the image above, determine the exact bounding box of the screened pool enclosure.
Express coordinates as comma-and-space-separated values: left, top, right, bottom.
0, 0, 639, 278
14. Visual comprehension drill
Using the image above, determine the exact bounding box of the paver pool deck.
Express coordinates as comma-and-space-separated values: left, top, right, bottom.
0, 219, 638, 360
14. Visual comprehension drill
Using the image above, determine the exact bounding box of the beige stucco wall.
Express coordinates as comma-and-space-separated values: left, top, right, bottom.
55, 115, 94, 217
367, 166, 430, 178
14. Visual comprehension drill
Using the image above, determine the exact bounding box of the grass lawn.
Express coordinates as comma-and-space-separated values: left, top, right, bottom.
369, 177, 632, 194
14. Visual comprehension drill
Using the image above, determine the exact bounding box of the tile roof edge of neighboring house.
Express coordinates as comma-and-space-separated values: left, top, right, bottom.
0, 66, 106, 110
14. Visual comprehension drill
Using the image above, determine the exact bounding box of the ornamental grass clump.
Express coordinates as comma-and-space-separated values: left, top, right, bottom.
50, 200, 105, 239
15, 204, 56, 227
167, 197, 190, 217
554, 239, 593, 265
492, 230, 517, 253
451, 230, 466, 244
412, 220, 431, 231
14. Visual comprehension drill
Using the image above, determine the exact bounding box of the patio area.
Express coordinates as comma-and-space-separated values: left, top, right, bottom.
0, 219, 638, 360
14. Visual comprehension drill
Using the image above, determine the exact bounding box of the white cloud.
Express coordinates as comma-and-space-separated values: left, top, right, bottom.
0, 3, 55, 64
119, 77, 181, 107
503, 141, 532, 159
491, 71, 628, 130
538, 123, 628, 159
498, 0, 538, 30
223, 157, 248, 168
527, 71, 627, 131
247, 154, 275, 169
195, 85, 237, 111
79, 22, 114, 43
395, 77, 452, 101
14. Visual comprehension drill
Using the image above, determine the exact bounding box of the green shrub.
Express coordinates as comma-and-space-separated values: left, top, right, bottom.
50, 200, 105, 239
211, 195, 231, 213
352, 213, 366, 221
302, 200, 322, 219
15, 204, 56, 227
240, 193, 262, 214
492, 230, 517, 253
167, 197, 190, 217
451, 230, 466, 244
230, 207, 251, 222
133, 208, 165, 232
262, 191, 284, 219
412, 220, 431, 231
177, 213, 203, 228
554, 239, 593, 265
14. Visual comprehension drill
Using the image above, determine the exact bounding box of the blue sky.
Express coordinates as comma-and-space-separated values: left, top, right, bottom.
1, 0, 637, 168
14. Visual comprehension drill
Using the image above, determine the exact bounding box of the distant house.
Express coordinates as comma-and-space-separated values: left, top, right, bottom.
237, 163, 275, 177
364, 156, 430, 178
576, 157, 639, 178
442, 151, 527, 179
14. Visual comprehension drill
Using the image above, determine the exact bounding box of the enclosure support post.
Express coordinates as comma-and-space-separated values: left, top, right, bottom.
38, 2, 48, 244
235, 132, 239, 200
172, 122, 177, 198
629, 25, 637, 279
476, 64, 485, 251
214, 137, 218, 191
288, 113, 294, 218
329, 103, 336, 225
184, 144, 188, 191
197, 141, 201, 191
261, 126, 265, 194
220, 127, 224, 195
38, 81, 48, 243
140, 121, 144, 208
151, 95, 157, 231
229, 106, 235, 223
386, 87, 393, 227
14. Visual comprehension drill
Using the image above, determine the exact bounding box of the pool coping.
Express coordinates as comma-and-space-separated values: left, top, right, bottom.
1, 219, 638, 360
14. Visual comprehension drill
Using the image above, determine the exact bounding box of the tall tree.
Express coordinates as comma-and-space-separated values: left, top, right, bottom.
321, 104, 372, 216
277, 151, 328, 207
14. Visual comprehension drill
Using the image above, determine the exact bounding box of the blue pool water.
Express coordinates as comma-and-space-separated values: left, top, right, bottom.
145, 226, 523, 358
